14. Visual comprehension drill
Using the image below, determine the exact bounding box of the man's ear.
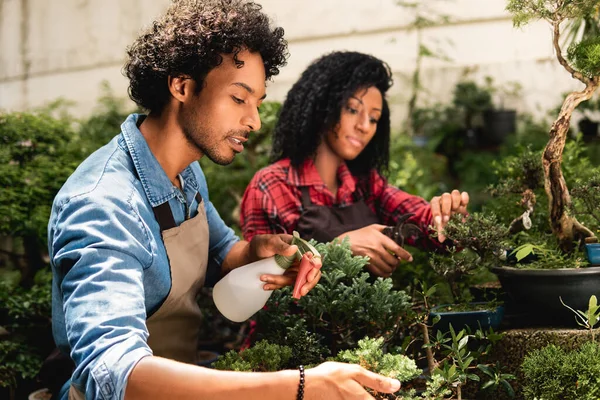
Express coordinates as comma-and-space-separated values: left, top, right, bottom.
167, 75, 194, 103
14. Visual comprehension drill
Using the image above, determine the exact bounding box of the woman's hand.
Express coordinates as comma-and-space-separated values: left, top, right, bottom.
339, 224, 413, 278
430, 190, 469, 242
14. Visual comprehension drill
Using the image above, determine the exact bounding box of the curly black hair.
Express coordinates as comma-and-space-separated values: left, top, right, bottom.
123, 0, 288, 114
271, 51, 393, 177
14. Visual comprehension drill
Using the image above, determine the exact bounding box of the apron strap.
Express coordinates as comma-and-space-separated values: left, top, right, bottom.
153, 203, 176, 232
152, 192, 204, 232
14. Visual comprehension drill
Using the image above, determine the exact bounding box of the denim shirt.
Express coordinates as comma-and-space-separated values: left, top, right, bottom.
48, 114, 239, 400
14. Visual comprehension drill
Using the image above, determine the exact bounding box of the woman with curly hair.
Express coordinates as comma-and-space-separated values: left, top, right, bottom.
241, 51, 470, 277
48, 2, 401, 399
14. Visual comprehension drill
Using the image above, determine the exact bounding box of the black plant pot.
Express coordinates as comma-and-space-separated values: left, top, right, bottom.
578, 118, 599, 141
481, 109, 516, 147
492, 266, 600, 327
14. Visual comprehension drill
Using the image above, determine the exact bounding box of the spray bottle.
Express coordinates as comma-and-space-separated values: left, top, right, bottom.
213, 232, 322, 322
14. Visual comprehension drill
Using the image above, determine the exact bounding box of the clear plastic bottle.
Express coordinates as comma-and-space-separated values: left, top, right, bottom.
212, 253, 295, 322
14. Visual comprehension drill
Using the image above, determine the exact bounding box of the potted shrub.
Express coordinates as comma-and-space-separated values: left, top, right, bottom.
427, 213, 507, 333
488, 0, 600, 326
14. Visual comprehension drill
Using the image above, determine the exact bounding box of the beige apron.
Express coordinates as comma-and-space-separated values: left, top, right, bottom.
70, 193, 209, 399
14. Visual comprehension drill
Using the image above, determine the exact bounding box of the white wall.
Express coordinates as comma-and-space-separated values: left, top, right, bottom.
0, 0, 585, 127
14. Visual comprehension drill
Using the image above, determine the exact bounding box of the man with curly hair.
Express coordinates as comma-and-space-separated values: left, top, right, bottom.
48, 1, 401, 399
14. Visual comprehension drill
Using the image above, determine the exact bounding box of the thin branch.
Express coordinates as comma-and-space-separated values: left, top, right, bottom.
552, 21, 589, 84
420, 323, 438, 373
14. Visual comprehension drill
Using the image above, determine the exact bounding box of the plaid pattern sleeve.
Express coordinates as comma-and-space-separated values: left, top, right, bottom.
240, 160, 302, 241
368, 170, 443, 251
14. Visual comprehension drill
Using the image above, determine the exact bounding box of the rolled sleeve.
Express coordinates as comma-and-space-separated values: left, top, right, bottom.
51, 194, 154, 400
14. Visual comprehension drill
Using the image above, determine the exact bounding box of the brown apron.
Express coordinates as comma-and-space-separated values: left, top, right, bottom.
295, 186, 380, 243
69, 193, 209, 399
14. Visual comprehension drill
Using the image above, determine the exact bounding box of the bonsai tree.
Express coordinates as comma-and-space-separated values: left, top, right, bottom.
506, 0, 600, 251
427, 212, 508, 304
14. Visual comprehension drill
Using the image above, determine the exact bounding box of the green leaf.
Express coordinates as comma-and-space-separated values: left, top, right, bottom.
500, 379, 515, 397
458, 335, 469, 350
514, 244, 534, 261
467, 373, 480, 382
464, 356, 475, 367
477, 364, 494, 378
425, 286, 437, 297
481, 380, 495, 390
590, 295, 597, 310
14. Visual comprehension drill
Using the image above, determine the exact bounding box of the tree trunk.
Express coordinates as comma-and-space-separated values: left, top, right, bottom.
543, 83, 599, 252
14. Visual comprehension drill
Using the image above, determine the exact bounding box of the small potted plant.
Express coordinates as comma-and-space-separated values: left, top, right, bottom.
427, 213, 508, 333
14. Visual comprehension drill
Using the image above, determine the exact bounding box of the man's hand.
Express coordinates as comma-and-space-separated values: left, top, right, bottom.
430, 190, 469, 242
249, 234, 322, 296
305, 361, 401, 399
339, 224, 413, 278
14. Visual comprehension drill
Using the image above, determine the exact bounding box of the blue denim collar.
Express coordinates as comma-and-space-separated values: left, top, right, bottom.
120, 113, 199, 207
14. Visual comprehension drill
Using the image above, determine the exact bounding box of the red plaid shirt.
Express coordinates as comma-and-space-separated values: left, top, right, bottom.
241, 158, 440, 250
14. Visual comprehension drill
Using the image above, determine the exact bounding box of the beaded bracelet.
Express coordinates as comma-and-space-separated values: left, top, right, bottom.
297, 365, 305, 400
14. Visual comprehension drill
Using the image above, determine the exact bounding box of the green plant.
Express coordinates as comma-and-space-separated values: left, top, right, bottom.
0, 111, 79, 285
0, 269, 52, 394
571, 175, 600, 229
429, 249, 480, 304
477, 362, 516, 398
426, 325, 514, 400
560, 295, 600, 341
563, 4, 600, 48
256, 238, 412, 355
0, 341, 43, 395
213, 340, 292, 372
412, 283, 513, 399
509, 243, 550, 262
334, 337, 421, 383
521, 342, 600, 400
426, 212, 509, 304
